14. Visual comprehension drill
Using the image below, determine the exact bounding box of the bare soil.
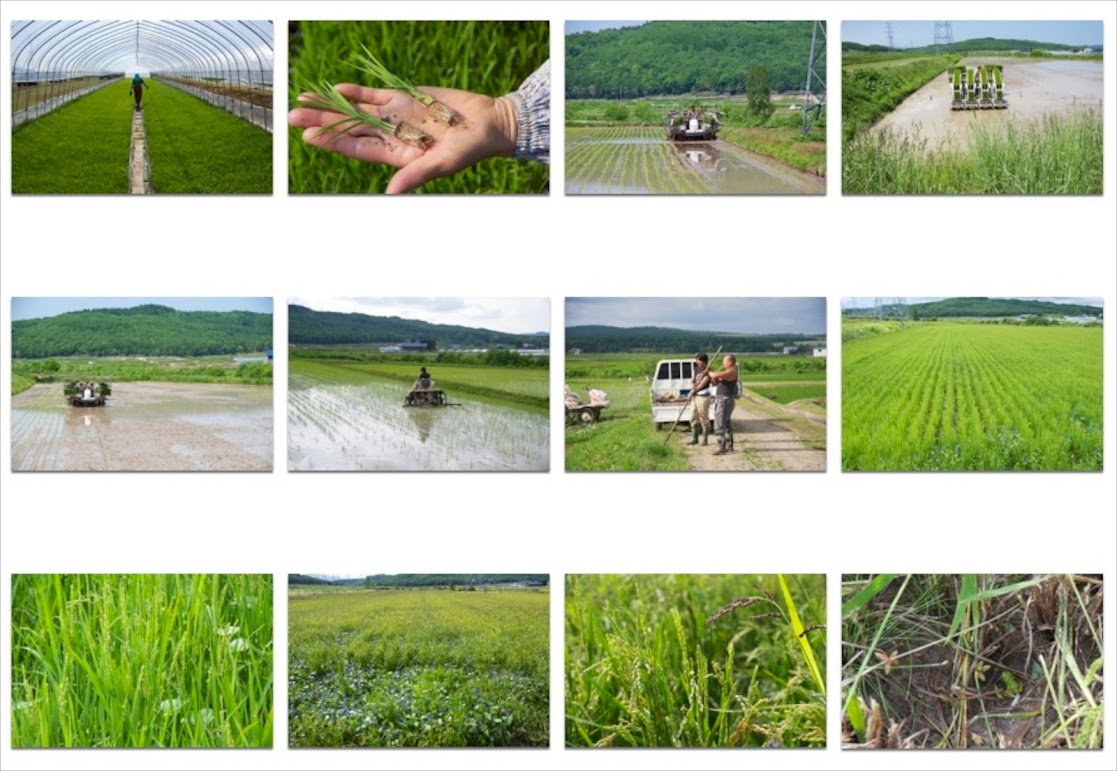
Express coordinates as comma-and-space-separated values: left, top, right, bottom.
11, 382, 272, 471
679, 393, 825, 471
872, 58, 1103, 149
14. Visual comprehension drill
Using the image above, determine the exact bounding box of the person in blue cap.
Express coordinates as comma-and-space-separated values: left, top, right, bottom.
130, 73, 147, 110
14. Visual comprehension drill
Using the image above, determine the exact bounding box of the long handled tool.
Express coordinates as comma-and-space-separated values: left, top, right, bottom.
663, 344, 722, 445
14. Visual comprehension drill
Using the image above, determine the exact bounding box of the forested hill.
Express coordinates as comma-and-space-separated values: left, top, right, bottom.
843, 38, 1098, 55
566, 21, 819, 98
566, 325, 823, 354
11, 304, 273, 358
843, 298, 1103, 318
289, 304, 548, 348
289, 574, 549, 588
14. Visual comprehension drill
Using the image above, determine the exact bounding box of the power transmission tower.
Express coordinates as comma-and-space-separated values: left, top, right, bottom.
801, 20, 826, 136
885, 22, 895, 51
933, 21, 954, 53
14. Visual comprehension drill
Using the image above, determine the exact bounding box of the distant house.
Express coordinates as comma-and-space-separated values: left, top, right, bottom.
568, 348, 583, 355
782, 346, 799, 355
379, 345, 402, 353
1062, 315, 1097, 325
399, 342, 428, 352
812, 347, 827, 357
516, 348, 548, 357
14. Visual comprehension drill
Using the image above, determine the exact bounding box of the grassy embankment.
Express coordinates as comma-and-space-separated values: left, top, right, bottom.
11, 355, 273, 395
289, 20, 549, 194
565, 353, 825, 471
567, 574, 826, 747
842, 574, 1103, 749
841, 52, 1102, 193
289, 587, 548, 747
11, 574, 273, 748
566, 96, 825, 175
289, 353, 548, 412
12, 79, 270, 193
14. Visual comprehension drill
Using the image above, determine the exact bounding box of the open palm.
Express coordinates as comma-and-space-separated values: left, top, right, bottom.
289, 84, 515, 193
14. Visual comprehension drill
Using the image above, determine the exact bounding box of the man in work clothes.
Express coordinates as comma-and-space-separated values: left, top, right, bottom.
688, 352, 712, 445
130, 73, 147, 110
707, 354, 739, 455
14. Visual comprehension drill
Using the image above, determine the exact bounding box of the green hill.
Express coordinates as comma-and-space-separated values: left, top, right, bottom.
843, 298, 1102, 319
566, 325, 823, 354
12, 304, 273, 358
566, 21, 821, 98
843, 37, 1100, 55
290, 574, 549, 588
289, 304, 548, 348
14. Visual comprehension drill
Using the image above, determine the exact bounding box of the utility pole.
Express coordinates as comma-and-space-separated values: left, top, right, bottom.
885, 22, 895, 51
801, 20, 826, 136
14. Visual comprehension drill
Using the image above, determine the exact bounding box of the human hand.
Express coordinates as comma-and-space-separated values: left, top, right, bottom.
288, 84, 518, 194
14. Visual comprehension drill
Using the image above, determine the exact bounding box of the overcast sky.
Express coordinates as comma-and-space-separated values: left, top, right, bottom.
566, 20, 648, 35
566, 298, 825, 334
843, 20, 1102, 48
11, 297, 272, 321
290, 298, 550, 334
841, 297, 1103, 309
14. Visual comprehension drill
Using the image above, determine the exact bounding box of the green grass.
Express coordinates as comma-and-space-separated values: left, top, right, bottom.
289, 586, 549, 747
841, 55, 957, 142
842, 574, 1103, 749
567, 352, 825, 381
290, 357, 547, 412
566, 574, 826, 747
843, 322, 1103, 470
145, 82, 272, 193
12, 355, 273, 391
289, 20, 549, 194
842, 110, 1103, 194
11, 574, 273, 748
12, 79, 134, 193
747, 383, 827, 405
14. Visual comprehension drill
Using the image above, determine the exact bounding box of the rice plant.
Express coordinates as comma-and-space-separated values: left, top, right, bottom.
842, 574, 1103, 749
294, 78, 433, 149
10, 574, 273, 748
566, 574, 826, 747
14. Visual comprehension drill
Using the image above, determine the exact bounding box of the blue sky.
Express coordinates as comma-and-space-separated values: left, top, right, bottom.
11, 297, 272, 321
566, 298, 826, 334
566, 21, 648, 35
843, 20, 1102, 48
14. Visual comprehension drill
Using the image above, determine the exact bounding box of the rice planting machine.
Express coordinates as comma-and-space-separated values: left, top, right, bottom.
950, 65, 1007, 110
64, 381, 111, 406
667, 109, 721, 141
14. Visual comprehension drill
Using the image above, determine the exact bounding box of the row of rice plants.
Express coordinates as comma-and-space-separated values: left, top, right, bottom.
843, 324, 1102, 470
11, 574, 273, 748
566, 574, 826, 747
564, 126, 652, 184
289, 588, 549, 747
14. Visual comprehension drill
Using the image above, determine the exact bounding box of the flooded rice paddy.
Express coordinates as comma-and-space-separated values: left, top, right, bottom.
873, 58, 1103, 149
10, 382, 273, 471
566, 126, 818, 194
288, 374, 549, 472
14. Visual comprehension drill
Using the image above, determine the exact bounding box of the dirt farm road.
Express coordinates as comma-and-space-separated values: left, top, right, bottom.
679, 393, 826, 471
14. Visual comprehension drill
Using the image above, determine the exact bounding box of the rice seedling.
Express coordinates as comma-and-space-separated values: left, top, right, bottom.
294, 78, 433, 149
10, 574, 273, 748
842, 574, 1103, 749
566, 574, 826, 747
288, 583, 548, 747
350, 45, 458, 125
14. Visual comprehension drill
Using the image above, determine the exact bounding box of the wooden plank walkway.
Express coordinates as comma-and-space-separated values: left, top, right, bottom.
129, 107, 151, 194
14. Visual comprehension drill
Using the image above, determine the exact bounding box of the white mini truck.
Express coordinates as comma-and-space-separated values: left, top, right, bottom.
650, 358, 739, 428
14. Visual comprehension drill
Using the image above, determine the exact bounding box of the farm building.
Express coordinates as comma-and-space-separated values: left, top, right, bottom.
813, 347, 827, 357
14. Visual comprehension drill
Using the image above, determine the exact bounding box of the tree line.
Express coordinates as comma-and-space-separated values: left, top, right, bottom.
843, 298, 1102, 319
566, 21, 819, 99
289, 304, 548, 348
289, 574, 548, 588
567, 325, 823, 354
12, 304, 272, 358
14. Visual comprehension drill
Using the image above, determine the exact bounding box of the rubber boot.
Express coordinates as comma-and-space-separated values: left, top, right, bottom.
687, 425, 700, 445
714, 434, 728, 455
702, 427, 709, 446
725, 432, 734, 452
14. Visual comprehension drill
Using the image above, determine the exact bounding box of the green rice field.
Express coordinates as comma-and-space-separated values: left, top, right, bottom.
288, 586, 549, 747
843, 323, 1102, 470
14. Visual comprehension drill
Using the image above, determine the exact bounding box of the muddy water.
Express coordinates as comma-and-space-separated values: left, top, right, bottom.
287, 375, 549, 472
10, 382, 273, 471
566, 136, 822, 195
873, 58, 1103, 149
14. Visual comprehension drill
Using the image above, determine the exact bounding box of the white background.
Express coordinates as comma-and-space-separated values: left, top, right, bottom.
1, 2, 1114, 770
